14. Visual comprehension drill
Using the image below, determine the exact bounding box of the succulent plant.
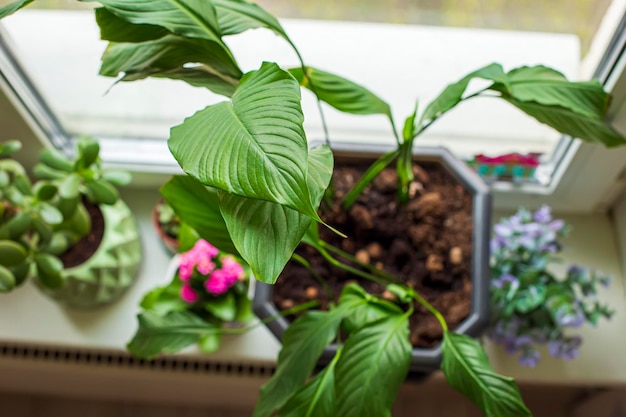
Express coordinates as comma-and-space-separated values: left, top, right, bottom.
0, 137, 131, 293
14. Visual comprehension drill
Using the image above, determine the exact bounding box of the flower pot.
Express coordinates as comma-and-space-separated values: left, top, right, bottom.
253, 142, 491, 373
152, 200, 179, 255
42, 199, 142, 308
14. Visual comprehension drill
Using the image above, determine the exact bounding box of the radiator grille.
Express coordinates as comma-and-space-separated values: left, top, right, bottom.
0, 342, 276, 377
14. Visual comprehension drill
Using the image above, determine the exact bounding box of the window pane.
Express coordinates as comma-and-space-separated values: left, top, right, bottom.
0, 0, 622, 180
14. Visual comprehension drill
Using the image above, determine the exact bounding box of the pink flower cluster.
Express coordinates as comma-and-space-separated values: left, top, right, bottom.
177, 239, 245, 303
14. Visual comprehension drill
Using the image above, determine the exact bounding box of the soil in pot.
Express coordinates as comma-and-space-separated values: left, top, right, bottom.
273, 161, 473, 348
59, 200, 105, 268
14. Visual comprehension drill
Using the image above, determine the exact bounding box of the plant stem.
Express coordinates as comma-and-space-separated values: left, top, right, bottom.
319, 241, 401, 285
412, 291, 449, 332
313, 244, 390, 285
209, 300, 320, 335
291, 252, 334, 298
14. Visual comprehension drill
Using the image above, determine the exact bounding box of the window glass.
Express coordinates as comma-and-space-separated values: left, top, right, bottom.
0, 0, 621, 179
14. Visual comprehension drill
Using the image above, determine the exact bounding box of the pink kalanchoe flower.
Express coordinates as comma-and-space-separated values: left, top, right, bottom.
221, 255, 244, 281
180, 284, 199, 303
205, 269, 232, 295
193, 239, 219, 259
196, 259, 216, 275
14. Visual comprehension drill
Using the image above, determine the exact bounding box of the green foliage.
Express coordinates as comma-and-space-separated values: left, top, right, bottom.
0, 0, 34, 19
442, 332, 531, 417
129, 237, 253, 358
0, 138, 130, 292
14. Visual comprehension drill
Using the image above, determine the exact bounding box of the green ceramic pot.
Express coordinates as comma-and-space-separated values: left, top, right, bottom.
43, 199, 142, 308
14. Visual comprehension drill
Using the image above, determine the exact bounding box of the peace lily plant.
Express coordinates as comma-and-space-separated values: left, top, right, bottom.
2, 1, 625, 416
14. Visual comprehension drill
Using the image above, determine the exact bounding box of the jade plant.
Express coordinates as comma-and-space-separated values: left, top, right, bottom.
489, 206, 613, 367
2, 1, 626, 416
0, 136, 130, 292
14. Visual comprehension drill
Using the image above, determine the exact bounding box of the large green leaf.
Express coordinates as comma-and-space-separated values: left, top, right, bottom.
289, 66, 391, 117
213, 0, 287, 37
204, 291, 237, 321
160, 175, 237, 254
140, 280, 188, 316
0, 0, 34, 19
89, 0, 224, 45
127, 310, 214, 359
505, 66, 608, 118
306, 145, 334, 206
95, 7, 169, 42
504, 97, 626, 147
218, 192, 311, 284
100, 35, 241, 96
338, 284, 403, 334
217, 146, 333, 284
169, 62, 320, 220
441, 332, 531, 417
334, 314, 412, 417
417, 63, 506, 134
253, 308, 346, 417
277, 350, 340, 417
0, 240, 27, 267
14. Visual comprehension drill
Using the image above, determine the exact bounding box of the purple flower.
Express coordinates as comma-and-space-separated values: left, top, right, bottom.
547, 219, 565, 232
489, 318, 520, 343
492, 274, 519, 289
519, 349, 540, 367
548, 336, 582, 360
504, 335, 533, 354
555, 306, 585, 328
533, 205, 552, 223
538, 243, 558, 253
494, 223, 514, 238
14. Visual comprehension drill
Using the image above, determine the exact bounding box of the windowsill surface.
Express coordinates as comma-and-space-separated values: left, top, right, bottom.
0, 188, 623, 386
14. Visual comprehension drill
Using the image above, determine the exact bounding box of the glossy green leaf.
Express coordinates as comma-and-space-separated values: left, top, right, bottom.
60, 173, 81, 199
504, 97, 626, 147
86, 180, 119, 205
35, 253, 65, 289
34, 183, 58, 202
277, 350, 340, 417
76, 137, 100, 169
418, 63, 505, 134
338, 284, 404, 334
0, 0, 34, 19
38, 202, 63, 225
0, 171, 9, 188
218, 145, 333, 283
33, 163, 66, 180
0, 264, 16, 292
39, 148, 73, 172
43, 233, 71, 256
218, 192, 311, 284
102, 169, 132, 187
10, 262, 30, 287
0, 140, 22, 158
91, 0, 224, 45
127, 311, 215, 359
289, 66, 391, 117
13, 174, 32, 196
253, 308, 346, 417
335, 314, 411, 417
100, 35, 241, 96
442, 332, 531, 417
213, 0, 287, 37
505, 66, 608, 118
160, 175, 237, 254
31, 217, 52, 243
204, 291, 237, 321
0, 240, 27, 266
67, 203, 92, 237
7, 212, 31, 239
177, 222, 200, 252
198, 333, 221, 353
306, 145, 334, 205
140, 280, 188, 315
95, 7, 168, 42
169, 62, 320, 221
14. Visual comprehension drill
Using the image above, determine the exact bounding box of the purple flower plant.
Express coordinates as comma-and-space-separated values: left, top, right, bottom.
489, 206, 613, 367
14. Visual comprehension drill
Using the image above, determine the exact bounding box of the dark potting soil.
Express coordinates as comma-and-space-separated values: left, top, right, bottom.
59, 201, 105, 269
273, 162, 474, 348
